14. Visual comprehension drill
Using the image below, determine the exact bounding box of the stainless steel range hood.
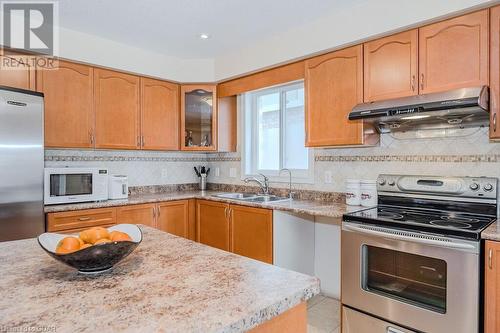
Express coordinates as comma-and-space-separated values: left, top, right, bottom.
349, 86, 489, 133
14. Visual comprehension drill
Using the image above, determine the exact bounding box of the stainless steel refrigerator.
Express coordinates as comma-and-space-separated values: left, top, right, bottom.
0, 86, 45, 241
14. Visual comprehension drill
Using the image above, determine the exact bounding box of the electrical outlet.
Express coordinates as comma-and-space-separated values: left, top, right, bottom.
215, 167, 220, 177
229, 168, 237, 178
324, 171, 332, 184
161, 169, 168, 179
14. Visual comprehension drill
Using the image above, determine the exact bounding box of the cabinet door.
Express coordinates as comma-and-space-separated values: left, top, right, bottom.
490, 6, 500, 139
94, 68, 140, 149
230, 205, 273, 264
419, 10, 489, 94
116, 204, 156, 228
47, 208, 116, 232
180, 85, 217, 151
157, 200, 189, 238
364, 30, 418, 102
0, 51, 35, 90
196, 200, 230, 251
141, 78, 180, 150
485, 240, 500, 333
37, 61, 94, 148
305, 45, 367, 146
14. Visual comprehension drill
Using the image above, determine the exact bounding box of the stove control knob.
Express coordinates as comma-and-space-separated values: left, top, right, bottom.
378, 179, 386, 186
388, 180, 396, 186
469, 183, 480, 191
484, 183, 494, 192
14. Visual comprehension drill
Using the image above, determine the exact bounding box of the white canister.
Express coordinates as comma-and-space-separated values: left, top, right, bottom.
360, 180, 378, 207
345, 179, 361, 206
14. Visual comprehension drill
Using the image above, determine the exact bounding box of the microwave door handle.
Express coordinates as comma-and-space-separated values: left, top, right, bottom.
342, 222, 477, 251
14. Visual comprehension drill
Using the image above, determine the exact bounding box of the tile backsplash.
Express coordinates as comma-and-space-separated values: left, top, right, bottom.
45, 149, 207, 186
45, 127, 500, 193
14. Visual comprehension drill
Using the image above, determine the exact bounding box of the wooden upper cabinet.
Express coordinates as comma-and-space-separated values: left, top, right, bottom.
157, 200, 189, 238
116, 204, 156, 228
490, 6, 500, 140
364, 30, 418, 102
485, 240, 500, 333
230, 205, 273, 264
196, 200, 230, 251
305, 45, 376, 147
419, 10, 489, 94
0, 51, 35, 90
217, 95, 237, 152
37, 61, 94, 148
94, 68, 140, 149
141, 78, 180, 150
181, 85, 217, 151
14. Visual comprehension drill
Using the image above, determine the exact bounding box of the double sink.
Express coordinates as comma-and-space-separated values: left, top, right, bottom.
213, 192, 291, 203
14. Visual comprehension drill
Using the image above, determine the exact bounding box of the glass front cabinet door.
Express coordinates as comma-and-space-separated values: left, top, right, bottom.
181, 85, 217, 151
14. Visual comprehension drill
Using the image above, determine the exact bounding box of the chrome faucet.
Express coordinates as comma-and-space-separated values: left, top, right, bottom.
244, 174, 270, 195
279, 168, 294, 199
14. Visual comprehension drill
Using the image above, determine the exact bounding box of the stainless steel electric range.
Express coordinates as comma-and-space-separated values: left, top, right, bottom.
341, 174, 498, 333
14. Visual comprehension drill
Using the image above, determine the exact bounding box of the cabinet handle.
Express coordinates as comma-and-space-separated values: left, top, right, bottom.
411, 75, 416, 92
157, 206, 160, 218
141, 136, 145, 147
420, 73, 424, 90
493, 114, 497, 133
387, 327, 406, 333
78, 217, 91, 221
489, 248, 493, 270
224, 207, 228, 220
89, 131, 94, 144
153, 207, 156, 219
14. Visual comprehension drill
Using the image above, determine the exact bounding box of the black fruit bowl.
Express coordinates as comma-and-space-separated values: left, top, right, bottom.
38, 224, 142, 274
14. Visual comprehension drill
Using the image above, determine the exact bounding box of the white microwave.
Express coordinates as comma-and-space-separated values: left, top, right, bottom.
44, 167, 109, 205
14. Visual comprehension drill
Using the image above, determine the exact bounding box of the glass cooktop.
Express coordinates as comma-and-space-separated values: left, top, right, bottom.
344, 205, 496, 240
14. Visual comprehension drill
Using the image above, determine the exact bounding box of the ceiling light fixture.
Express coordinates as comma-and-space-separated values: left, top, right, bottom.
199, 33, 210, 40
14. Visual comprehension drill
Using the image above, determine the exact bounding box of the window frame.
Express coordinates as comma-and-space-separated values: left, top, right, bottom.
241, 80, 314, 184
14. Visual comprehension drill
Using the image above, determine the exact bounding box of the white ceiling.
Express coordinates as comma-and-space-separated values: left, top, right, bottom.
58, 0, 365, 59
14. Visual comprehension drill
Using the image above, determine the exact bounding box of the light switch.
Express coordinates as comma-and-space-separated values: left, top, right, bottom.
324, 171, 332, 184
215, 167, 220, 177
229, 168, 237, 178
161, 169, 168, 179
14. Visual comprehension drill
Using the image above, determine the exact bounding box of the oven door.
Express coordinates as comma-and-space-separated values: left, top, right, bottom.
44, 168, 96, 204
341, 221, 480, 333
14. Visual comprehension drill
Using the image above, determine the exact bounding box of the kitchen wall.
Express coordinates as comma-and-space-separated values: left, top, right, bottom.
44, 150, 206, 187
206, 127, 500, 193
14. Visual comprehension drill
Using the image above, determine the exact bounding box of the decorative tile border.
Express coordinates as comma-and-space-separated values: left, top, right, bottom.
45, 155, 209, 162
315, 154, 500, 163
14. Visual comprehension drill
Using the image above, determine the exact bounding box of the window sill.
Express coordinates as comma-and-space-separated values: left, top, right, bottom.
241, 173, 314, 185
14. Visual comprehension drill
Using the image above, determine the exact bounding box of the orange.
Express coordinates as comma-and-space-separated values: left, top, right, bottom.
94, 238, 112, 245
56, 237, 81, 254
79, 243, 92, 250
80, 227, 110, 244
109, 231, 132, 242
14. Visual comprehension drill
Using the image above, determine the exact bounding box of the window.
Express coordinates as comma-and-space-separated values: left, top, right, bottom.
242, 81, 313, 182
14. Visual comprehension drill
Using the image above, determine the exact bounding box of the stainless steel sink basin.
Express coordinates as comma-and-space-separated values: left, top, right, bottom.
244, 195, 290, 203
213, 193, 258, 200
212, 193, 290, 203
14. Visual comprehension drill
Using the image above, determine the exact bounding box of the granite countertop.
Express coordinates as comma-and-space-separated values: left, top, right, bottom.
44, 190, 365, 219
0, 226, 320, 333
482, 221, 500, 241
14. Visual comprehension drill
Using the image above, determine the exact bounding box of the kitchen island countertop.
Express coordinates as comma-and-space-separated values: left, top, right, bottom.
0, 226, 319, 333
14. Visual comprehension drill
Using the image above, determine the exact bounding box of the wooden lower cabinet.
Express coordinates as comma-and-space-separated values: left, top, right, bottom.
485, 240, 500, 333
116, 203, 156, 228
230, 205, 273, 264
157, 201, 189, 238
197, 200, 230, 251
196, 200, 273, 263
47, 208, 116, 232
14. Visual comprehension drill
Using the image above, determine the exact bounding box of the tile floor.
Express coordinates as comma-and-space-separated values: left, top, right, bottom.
307, 295, 340, 333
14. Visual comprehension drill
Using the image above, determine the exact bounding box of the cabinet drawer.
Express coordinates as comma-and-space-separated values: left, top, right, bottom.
47, 208, 116, 232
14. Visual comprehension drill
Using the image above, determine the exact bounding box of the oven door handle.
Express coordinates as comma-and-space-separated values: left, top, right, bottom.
342, 222, 478, 251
